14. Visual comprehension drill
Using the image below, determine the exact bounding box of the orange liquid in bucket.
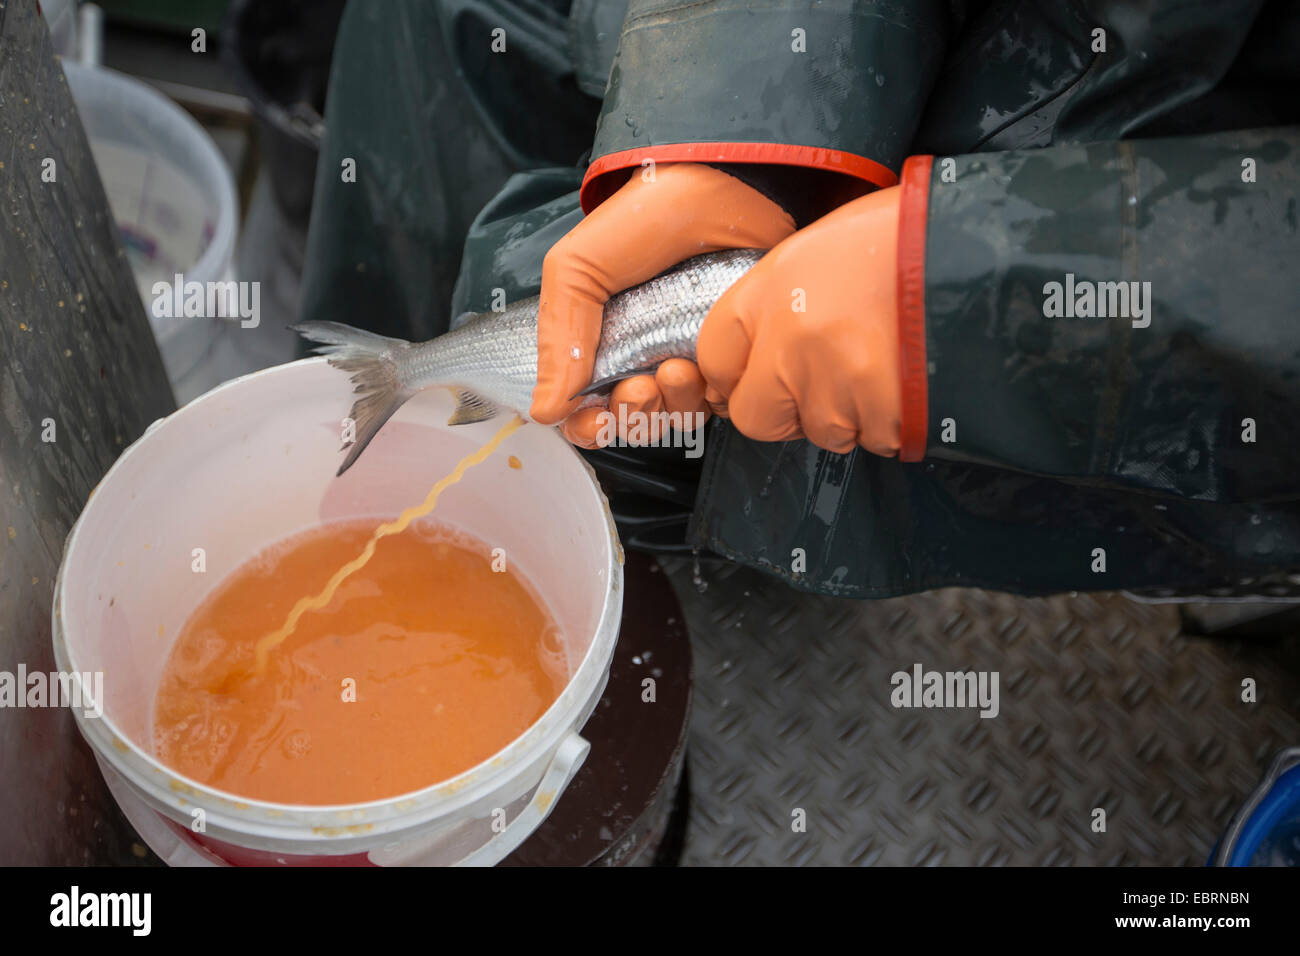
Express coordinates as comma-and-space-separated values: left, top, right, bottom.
153, 518, 568, 804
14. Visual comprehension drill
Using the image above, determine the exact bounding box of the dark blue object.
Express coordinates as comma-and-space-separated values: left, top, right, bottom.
1212, 747, 1300, 866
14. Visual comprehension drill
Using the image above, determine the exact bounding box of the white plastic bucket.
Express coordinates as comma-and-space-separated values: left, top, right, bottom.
62, 61, 240, 404
52, 359, 623, 866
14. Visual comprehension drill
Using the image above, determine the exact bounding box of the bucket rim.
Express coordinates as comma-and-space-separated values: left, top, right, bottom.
60, 60, 240, 293
52, 357, 623, 842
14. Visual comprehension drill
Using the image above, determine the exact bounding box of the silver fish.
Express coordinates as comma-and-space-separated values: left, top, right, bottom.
293, 248, 764, 475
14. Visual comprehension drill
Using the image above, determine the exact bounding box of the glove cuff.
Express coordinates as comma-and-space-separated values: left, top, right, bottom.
580, 142, 897, 214
897, 154, 932, 462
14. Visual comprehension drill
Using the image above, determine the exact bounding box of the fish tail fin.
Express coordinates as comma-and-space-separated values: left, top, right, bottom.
293, 321, 417, 476
291, 320, 409, 355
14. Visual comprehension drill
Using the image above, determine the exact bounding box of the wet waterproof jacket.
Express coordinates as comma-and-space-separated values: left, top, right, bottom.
301, 0, 1300, 597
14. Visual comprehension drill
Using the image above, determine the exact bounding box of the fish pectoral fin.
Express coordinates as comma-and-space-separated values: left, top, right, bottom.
446, 388, 499, 426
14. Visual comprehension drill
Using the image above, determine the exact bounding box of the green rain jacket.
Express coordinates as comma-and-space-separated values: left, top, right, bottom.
301, 0, 1300, 597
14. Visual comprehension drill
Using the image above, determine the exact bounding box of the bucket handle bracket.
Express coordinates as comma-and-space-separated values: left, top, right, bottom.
455, 732, 591, 867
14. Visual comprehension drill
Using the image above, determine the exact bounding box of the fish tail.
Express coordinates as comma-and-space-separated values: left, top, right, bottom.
292, 321, 417, 476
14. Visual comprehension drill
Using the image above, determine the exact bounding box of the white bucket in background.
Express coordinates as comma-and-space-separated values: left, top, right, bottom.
52, 359, 623, 866
62, 61, 239, 404
41, 0, 78, 57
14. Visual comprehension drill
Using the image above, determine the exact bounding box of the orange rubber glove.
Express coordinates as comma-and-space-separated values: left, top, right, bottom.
697, 185, 903, 456
530, 162, 796, 447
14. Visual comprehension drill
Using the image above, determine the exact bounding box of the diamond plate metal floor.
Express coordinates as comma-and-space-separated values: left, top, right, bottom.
661, 558, 1300, 866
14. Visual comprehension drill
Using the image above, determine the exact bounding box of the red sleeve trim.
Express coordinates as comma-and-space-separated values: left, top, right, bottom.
896, 154, 932, 463
579, 142, 900, 214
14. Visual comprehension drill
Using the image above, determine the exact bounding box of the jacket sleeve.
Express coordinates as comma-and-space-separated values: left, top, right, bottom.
579, 0, 966, 212
895, 126, 1300, 504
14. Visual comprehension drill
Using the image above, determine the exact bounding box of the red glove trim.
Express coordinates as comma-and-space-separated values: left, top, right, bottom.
896, 154, 932, 463
580, 142, 900, 214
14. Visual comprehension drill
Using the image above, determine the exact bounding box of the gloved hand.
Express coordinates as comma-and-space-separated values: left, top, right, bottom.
530, 162, 796, 446
697, 185, 903, 456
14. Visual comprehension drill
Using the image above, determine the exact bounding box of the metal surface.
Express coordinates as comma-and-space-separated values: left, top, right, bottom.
665, 558, 1300, 866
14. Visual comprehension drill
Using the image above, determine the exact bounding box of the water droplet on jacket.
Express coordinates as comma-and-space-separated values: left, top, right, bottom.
876, 74, 885, 87
691, 552, 709, 593
570, 346, 581, 360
